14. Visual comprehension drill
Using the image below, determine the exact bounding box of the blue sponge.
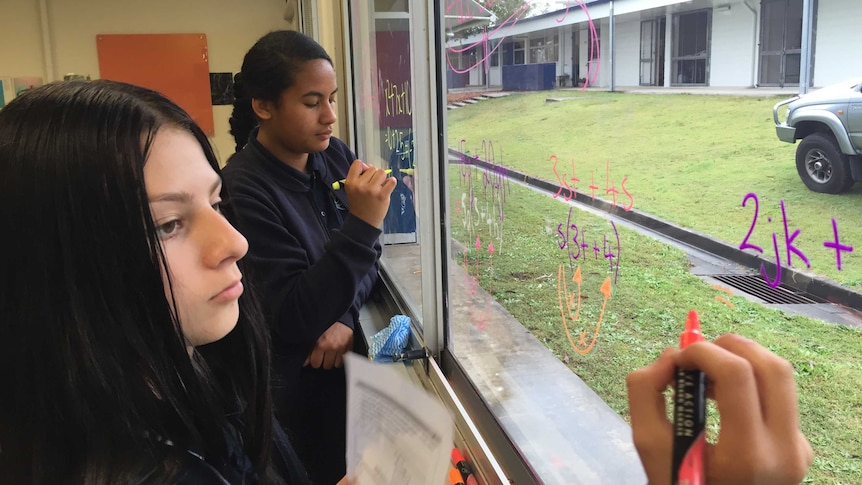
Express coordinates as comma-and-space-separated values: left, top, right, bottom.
369, 315, 412, 362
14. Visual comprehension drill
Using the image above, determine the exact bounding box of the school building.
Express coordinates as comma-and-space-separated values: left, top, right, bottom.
447, 0, 860, 91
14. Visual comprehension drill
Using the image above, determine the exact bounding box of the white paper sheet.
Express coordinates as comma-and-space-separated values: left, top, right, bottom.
344, 353, 453, 485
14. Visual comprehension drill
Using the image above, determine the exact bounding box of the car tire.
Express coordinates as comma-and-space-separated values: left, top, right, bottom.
795, 132, 854, 194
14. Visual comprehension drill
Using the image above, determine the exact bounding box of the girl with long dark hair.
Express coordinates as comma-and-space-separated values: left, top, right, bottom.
0, 80, 311, 484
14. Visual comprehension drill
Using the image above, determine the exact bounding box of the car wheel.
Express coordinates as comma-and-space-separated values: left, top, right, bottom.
795, 132, 854, 194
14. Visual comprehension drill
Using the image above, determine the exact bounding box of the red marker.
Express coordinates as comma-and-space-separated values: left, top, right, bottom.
671, 310, 706, 485
451, 448, 473, 480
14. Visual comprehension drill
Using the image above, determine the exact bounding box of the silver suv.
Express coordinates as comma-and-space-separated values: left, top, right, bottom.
774, 79, 862, 193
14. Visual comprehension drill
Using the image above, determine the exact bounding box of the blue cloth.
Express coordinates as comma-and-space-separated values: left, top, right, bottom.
370, 315, 412, 362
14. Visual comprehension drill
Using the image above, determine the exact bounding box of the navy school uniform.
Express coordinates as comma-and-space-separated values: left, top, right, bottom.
222, 129, 376, 484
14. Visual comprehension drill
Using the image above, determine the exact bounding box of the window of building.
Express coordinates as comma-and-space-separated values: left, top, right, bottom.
760, 0, 814, 86
513, 39, 525, 65
529, 35, 559, 64
672, 10, 710, 85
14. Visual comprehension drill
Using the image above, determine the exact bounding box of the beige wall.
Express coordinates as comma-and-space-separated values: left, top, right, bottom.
315, 0, 350, 144
1, 0, 291, 162
0, 2, 45, 79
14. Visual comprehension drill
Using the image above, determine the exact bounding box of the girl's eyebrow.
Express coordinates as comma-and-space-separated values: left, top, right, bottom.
149, 179, 222, 204
302, 87, 339, 98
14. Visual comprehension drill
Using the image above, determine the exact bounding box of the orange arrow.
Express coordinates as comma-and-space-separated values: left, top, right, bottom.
558, 264, 612, 356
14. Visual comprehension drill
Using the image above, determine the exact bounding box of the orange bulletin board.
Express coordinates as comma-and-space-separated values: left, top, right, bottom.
97, 34, 214, 135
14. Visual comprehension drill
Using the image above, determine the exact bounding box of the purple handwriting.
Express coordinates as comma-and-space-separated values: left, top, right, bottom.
739, 192, 852, 288
551, 156, 634, 211
456, 142, 510, 243
458, 140, 511, 221
557, 206, 621, 284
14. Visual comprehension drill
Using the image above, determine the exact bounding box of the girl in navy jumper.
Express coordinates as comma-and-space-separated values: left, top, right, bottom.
225, 30, 396, 484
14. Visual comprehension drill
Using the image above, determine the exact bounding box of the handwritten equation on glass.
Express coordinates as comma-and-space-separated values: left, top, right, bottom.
739, 192, 853, 288
444, 0, 601, 90
557, 206, 621, 284
550, 155, 634, 211
456, 140, 511, 330
555, 206, 619, 355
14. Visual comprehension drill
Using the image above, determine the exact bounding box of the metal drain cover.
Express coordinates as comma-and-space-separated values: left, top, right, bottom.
711, 274, 826, 305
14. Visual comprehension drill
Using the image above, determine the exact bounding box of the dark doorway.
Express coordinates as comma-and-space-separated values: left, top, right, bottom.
672, 10, 710, 85
759, 0, 811, 87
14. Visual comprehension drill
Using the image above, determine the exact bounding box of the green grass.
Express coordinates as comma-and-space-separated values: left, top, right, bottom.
449, 91, 862, 287
447, 92, 862, 484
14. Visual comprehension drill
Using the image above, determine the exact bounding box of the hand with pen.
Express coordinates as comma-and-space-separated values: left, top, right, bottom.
626, 334, 814, 485
341, 160, 397, 228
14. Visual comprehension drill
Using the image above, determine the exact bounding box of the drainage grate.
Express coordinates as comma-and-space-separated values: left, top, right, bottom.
711, 275, 826, 305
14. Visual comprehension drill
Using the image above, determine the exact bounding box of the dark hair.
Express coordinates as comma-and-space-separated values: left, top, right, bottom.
229, 30, 332, 153
0, 80, 278, 483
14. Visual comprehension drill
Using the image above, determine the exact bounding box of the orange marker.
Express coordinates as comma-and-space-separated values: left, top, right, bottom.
449, 467, 465, 485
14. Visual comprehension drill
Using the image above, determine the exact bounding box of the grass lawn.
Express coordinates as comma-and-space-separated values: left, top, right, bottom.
446, 91, 862, 484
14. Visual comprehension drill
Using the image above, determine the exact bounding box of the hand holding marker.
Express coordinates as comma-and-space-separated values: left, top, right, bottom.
672, 310, 706, 485
332, 167, 414, 190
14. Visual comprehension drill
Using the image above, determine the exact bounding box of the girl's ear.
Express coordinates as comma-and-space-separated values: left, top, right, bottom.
251, 98, 273, 121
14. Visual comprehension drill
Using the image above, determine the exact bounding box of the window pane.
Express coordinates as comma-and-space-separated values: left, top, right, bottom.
785, 53, 801, 84
439, 2, 859, 485
762, 0, 787, 52
640, 21, 653, 59
786, 0, 804, 50
351, 4, 422, 312
515, 50, 525, 64
760, 54, 782, 84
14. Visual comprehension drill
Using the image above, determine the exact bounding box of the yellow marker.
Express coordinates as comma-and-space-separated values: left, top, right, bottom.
331, 168, 415, 190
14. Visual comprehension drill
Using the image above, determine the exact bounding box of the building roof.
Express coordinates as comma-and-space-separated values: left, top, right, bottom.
445, 0, 496, 35
447, 0, 692, 45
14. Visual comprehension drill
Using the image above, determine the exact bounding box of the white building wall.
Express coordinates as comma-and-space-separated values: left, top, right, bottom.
813, 0, 862, 87
709, 3, 758, 87
613, 18, 641, 87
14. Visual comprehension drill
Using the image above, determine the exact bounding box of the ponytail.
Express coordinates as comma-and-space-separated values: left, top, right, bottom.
228, 72, 257, 154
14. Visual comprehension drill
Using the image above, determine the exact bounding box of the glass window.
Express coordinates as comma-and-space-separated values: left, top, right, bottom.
349, 2, 423, 319
513, 40, 525, 64
352, 1, 859, 484
672, 10, 710, 85
590, 27, 601, 61
759, 0, 809, 86
530, 35, 559, 64
434, 1, 859, 484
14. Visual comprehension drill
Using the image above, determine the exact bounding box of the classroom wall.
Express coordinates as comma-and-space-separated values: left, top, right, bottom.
1, 0, 290, 162
0, 2, 45, 80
